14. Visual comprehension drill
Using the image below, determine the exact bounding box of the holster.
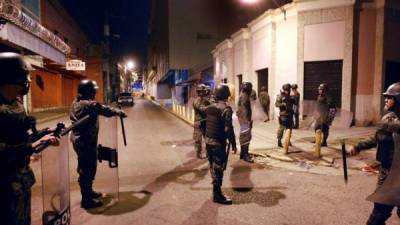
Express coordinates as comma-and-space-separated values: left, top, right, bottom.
97, 144, 118, 168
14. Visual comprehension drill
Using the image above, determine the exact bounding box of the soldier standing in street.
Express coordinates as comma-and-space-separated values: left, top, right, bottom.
259, 86, 270, 122
348, 83, 400, 225
314, 83, 335, 147
70, 79, 127, 209
237, 82, 254, 163
291, 84, 300, 129
0, 53, 59, 225
275, 83, 294, 148
193, 84, 210, 159
205, 84, 237, 204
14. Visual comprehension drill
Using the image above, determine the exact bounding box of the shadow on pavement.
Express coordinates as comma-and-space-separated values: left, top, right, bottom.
229, 160, 286, 207
86, 191, 152, 215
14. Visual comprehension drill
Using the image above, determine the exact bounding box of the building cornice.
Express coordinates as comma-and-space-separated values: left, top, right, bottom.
231, 28, 250, 44
295, 0, 355, 12
0, 1, 71, 55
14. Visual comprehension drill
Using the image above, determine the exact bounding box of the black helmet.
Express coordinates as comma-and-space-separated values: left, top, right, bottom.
196, 84, 207, 92
242, 82, 253, 94
78, 79, 98, 99
0, 52, 31, 95
383, 82, 400, 103
214, 84, 231, 101
260, 86, 267, 92
282, 83, 291, 92
318, 83, 328, 92
291, 84, 298, 89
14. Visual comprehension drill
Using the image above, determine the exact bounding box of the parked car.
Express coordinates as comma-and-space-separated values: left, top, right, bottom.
118, 92, 134, 106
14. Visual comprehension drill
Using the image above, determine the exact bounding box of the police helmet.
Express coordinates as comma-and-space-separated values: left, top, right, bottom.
383, 82, 400, 103
318, 83, 328, 92
0, 52, 31, 95
78, 79, 98, 99
214, 84, 231, 101
282, 83, 291, 92
242, 82, 253, 93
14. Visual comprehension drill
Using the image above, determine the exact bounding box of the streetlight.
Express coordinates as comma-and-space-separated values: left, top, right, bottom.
240, 0, 258, 3
126, 61, 136, 70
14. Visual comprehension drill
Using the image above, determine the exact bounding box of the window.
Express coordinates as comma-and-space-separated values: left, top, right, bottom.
21, 0, 40, 21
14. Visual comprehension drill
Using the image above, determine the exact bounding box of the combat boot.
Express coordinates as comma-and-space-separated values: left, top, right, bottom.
90, 190, 103, 199
212, 185, 232, 205
366, 212, 388, 225
240, 146, 254, 163
278, 139, 283, 147
81, 197, 103, 209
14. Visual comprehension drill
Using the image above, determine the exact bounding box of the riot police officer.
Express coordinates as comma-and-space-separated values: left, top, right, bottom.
0, 52, 59, 225
193, 84, 210, 159
70, 79, 127, 209
237, 82, 254, 163
275, 83, 295, 147
314, 83, 335, 147
205, 84, 237, 204
349, 82, 400, 225
291, 84, 300, 129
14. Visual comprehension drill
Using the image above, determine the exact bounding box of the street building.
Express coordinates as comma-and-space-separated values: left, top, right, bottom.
212, 0, 400, 126
0, 0, 104, 113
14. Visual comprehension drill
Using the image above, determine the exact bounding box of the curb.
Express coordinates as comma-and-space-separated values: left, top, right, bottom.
150, 100, 194, 127
36, 113, 68, 124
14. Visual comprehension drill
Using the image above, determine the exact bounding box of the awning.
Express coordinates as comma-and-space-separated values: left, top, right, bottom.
0, 22, 66, 64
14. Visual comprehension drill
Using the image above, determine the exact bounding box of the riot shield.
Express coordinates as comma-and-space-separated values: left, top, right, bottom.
95, 116, 119, 205
41, 136, 71, 225
367, 133, 400, 206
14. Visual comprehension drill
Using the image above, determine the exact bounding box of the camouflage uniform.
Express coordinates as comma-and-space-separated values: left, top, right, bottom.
355, 83, 400, 225
314, 94, 334, 146
291, 86, 300, 128
70, 99, 122, 206
275, 90, 294, 146
0, 96, 35, 225
205, 84, 236, 204
237, 85, 254, 162
193, 96, 210, 158
258, 88, 270, 121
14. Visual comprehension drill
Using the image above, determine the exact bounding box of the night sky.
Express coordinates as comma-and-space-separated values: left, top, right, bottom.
59, 0, 150, 64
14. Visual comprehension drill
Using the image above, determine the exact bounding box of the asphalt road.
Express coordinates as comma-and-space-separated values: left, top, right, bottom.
30, 98, 400, 225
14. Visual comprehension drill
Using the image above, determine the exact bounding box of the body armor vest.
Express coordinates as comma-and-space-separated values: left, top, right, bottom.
206, 104, 227, 142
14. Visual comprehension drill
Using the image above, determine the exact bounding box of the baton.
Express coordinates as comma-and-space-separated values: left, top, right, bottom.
223, 141, 231, 170
118, 105, 127, 146
120, 116, 127, 146
341, 140, 348, 184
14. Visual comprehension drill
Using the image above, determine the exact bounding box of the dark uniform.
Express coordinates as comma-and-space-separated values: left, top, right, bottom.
237, 82, 254, 163
193, 84, 210, 159
291, 84, 300, 129
352, 83, 400, 225
314, 83, 335, 147
275, 83, 294, 147
70, 79, 125, 209
259, 86, 270, 122
205, 84, 236, 204
0, 53, 45, 225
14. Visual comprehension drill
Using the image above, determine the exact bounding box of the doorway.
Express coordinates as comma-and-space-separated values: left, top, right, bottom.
256, 68, 268, 94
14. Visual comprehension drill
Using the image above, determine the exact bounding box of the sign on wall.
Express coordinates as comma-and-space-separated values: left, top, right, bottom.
66, 60, 86, 71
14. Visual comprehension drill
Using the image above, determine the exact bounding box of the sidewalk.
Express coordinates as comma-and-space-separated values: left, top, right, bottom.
29, 107, 69, 124
153, 98, 378, 172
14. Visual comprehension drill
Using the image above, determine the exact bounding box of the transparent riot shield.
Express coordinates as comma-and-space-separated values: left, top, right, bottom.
95, 116, 119, 205
301, 100, 353, 130
41, 136, 71, 225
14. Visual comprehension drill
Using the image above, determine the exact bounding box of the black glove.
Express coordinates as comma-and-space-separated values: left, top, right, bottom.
118, 111, 127, 118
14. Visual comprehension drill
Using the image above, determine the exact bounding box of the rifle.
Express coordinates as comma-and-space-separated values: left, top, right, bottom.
33, 115, 91, 153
